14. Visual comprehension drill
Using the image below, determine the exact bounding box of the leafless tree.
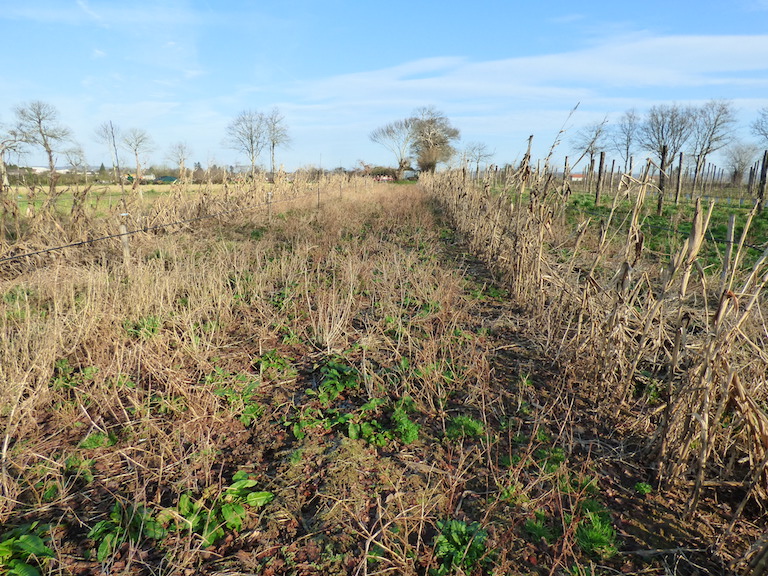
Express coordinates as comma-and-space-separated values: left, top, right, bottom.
14, 100, 72, 196
723, 141, 760, 186
0, 123, 22, 198
639, 103, 695, 172
688, 99, 737, 192
121, 128, 154, 193
410, 106, 460, 173
611, 109, 640, 173
167, 141, 191, 181
94, 121, 123, 186
571, 117, 608, 169
225, 109, 267, 181
463, 142, 494, 176
265, 107, 290, 177
751, 107, 768, 144
369, 117, 416, 180
64, 145, 87, 181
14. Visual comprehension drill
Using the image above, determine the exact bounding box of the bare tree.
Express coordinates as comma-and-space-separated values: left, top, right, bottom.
611, 109, 640, 173
14, 100, 72, 196
463, 142, 494, 176
688, 100, 737, 192
0, 123, 22, 198
121, 128, 154, 194
167, 142, 191, 181
64, 145, 87, 181
723, 141, 760, 186
751, 107, 768, 144
94, 121, 123, 186
369, 118, 416, 180
410, 106, 460, 173
571, 117, 608, 169
639, 103, 695, 172
225, 110, 267, 181
265, 107, 290, 177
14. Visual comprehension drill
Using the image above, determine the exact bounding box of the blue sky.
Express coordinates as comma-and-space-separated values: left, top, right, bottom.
1, 0, 767, 171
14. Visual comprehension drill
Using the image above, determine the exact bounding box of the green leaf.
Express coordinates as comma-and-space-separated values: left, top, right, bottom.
348, 422, 360, 439
221, 503, 246, 530
141, 520, 166, 540
231, 470, 249, 483
226, 479, 258, 499
16, 534, 54, 558
8, 560, 42, 576
86, 520, 112, 541
96, 532, 118, 562
245, 491, 274, 507
200, 525, 224, 547
0, 537, 18, 560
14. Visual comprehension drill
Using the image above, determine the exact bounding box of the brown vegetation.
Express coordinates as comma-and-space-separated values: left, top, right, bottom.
0, 170, 766, 575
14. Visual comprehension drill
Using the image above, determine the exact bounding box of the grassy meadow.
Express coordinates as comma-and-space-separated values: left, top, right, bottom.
1, 172, 767, 575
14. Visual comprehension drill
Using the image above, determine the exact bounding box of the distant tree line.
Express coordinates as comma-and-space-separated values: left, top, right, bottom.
0, 100, 292, 200
570, 100, 768, 191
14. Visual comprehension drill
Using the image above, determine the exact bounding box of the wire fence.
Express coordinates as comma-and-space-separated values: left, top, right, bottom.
0, 185, 326, 267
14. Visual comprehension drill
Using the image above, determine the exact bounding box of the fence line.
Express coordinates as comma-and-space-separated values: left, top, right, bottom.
0, 187, 323, 266
579, 206, 766, 254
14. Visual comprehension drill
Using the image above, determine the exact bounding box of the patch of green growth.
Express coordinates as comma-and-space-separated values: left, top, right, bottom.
308, 357, 360, 405
255, 349, 296, 381
250, 226, 268, 240
287, 394, 420, 447
50, 358, 98, 390
445, 415, 484, 440
123, 315, 161, 340
524, 509, 559, 544
78, 431, 118, 450
88, 502, 165, 563
634, 482, 653, 495
0, 522, 55, 576
147, 393, 188, 416
64, 455, 95, 484
157, 471, 273, 547
344, 398, 389, 446
390, 396, 420, 444
431, 519, 492, 576
497, 476, 528, 506
208, 368, 264, 427
534, 445, 566, 473
270, 282, 297, 312
576, 506, 617, 558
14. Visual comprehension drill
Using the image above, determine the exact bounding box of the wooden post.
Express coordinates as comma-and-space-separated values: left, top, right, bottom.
595, 151, 605, 205
609, 159, 616, 193
758, 150, 768, 212
119, 223, 130, 265
656, 145, 668, 216
674, 152, 684, 205
721, 213, 735, 287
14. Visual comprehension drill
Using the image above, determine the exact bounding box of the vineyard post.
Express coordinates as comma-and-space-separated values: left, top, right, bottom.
609, 159, 616, 193
757, 150, 768, 212
656, 144, 668, 216
720, 213, 735, 288
595, 151, 605, 205
119, 222, 130, 265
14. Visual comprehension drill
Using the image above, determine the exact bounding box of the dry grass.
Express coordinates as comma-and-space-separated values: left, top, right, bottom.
1, 169, 763, 575
423, 158, 768, 521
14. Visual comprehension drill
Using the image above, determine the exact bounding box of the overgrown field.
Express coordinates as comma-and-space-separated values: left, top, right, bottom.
0, 177, 766, 575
